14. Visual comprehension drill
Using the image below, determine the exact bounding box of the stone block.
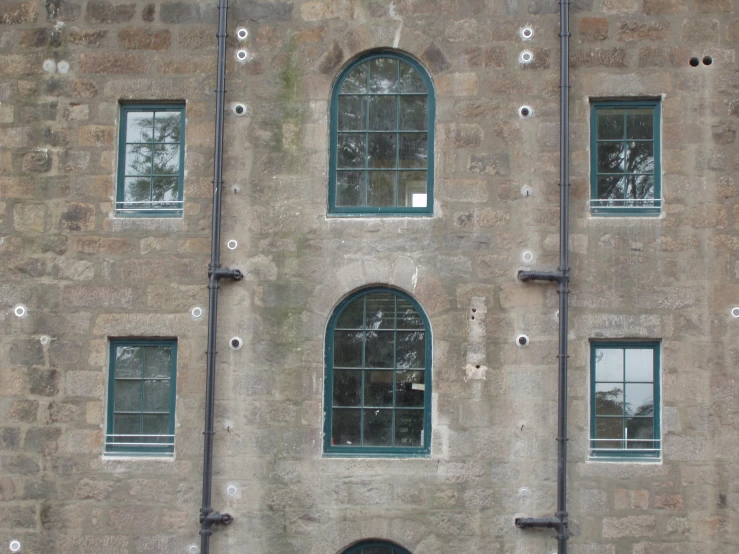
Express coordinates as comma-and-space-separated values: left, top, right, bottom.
78, 125, 115, 146
436, 74, 479, 97
21, 150, 51, 173
0, 177, 34, 198
72, 237, 134, 254
23, 426, 61, 455
79, 53, 146, 74
0, 1, 38, 24
59, 203, 95, 231
467, 152, 509, 175
681, 18, 720, 43
614, 488, 649, 510
602, 515, 656, 538
84, 0, 135, 23
69, 28, 108, 47
578, 17, 608, 41
118, 28, 173, 50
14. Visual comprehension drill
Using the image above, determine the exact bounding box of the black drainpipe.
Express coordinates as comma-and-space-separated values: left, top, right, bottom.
199, 0, 242, 552
514, 0, 570, 551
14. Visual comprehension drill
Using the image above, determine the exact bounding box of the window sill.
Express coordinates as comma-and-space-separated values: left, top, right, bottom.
110, 217, 185, 232
588, 454, 661, 463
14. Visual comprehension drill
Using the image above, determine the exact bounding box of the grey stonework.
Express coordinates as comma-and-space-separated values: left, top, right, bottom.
1, 0, 737, 553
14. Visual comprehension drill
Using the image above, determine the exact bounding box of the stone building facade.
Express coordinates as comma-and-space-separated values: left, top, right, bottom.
1, 0, 738, 553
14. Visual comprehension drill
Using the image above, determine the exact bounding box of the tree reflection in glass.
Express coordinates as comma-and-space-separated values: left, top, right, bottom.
121, 108, 183, 212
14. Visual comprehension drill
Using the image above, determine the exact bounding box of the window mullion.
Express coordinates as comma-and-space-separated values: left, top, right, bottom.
391, 295, 397, 447
139, 347, 146, 442
360, 296, 367, 447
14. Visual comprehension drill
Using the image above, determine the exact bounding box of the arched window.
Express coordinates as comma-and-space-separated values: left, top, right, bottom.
329, 52, 435, 216
341, 540, 412, 554
324, 288, 431, 456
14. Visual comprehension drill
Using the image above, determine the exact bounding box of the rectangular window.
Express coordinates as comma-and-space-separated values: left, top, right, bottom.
116, 103, 185, 217
590, 342, 661, 461
590, 100, 661, 216
106, 340, 177, 455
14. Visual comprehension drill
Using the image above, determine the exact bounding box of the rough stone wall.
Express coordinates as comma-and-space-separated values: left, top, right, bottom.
0, 1, 737, 554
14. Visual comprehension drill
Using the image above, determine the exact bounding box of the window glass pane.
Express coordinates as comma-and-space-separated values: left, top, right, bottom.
152, 177, 179, 202
341, 64, 368, 93
397, 172, 427, 207
597, 176, 626, 200
333, 370, 362, 406
594, 348, 623, 381
626, 417, 654, 449
126, 111, 153, 143
396, 371, 424, 407
115, 380, 142, 411
625, 109, 653, 140
153, 144, 180, 174
336, 171, 365, 207
154, 111, 181, 142
368, 133, 396, 168
399, 62, 425, 93
625, 141, 653, 174
337, 133, 366, 168
597, 109, 623, 140
624, 349, 654, 381
144, 347, 171, 378
630, 176, 654, 200
397, 298, 423, 329
143, 380, 170, 412
363, 408, 392, 446
334, 331, 363, 367
365, 294, 395, 329
399, 96, 427, 130
369, 58, 398, 94
595, 417, 623, 448
113, 414, 140, 439
125, 144, 152, 175
595, 383, 623, 415
396, 331, 425, 369
142, 414, 169, 438
365, 331, 394, 368
337, 298, 364, 329
364, 370, 393, 406
362, 548, 393, 554
338, 96, 366, 131
367, 171, 395, 207
597, 142, 624, 173
625, 383, 654, 416
399, 133, 427, 168
332, 408, 361, 446
395, 409, 423, 446
123, 177, 152, 203
116, 346, 142, 378
368, 96, 397, 131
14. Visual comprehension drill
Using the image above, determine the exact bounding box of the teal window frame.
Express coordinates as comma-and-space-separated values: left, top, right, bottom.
589, 341, 661, 461
106, 339, 177, 456
342, 540, 412, 554
116, 103, 185, 217
324, 287, 432, 457
328, 51, 435, 217
590, 99, 661, 216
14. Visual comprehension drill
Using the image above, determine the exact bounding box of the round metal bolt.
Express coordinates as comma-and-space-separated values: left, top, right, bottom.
518, 487, 531, 498
520, 27, 534, 40
731, 307, 739, 318
226, 485, 238, 496
236, 49, 248, 61
521, 250, 534, 263
518, 105, 533, 118
226, 239, 238, 250
191, 307, 203, 319
9, 541, 21, 553
13, 305, 27, 318
232, 103, 247, 117
188, 546, 199, 554
40, 335, 50, 345
689, 57, 700, 67
702, 55, 713, 66
236, 28, 248, 40
519, 50, 534, 64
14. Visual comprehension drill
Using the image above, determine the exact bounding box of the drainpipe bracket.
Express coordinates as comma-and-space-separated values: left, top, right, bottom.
209, 267, 244, 281
200, 511, 234, 526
